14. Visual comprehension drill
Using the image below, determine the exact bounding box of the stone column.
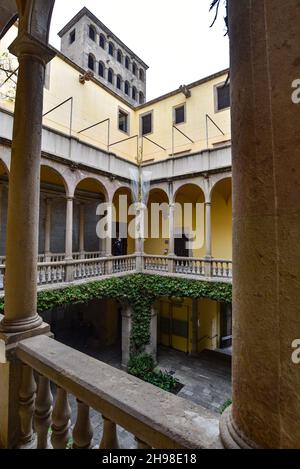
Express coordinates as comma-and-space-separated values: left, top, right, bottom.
65, 196, 73, 261
168, 203, 175, 256
0, 34, 55, 333
44, 198, 52, 262
220, 0, 300, 449
121, 305, 132, 370
205, 202, 212, 258
79, 203, 85, 259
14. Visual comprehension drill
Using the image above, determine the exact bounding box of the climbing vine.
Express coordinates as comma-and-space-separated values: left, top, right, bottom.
0, 273, 232, 356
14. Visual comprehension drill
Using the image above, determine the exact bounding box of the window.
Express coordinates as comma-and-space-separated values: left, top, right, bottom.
139, 69, 144, 82
132, 86, 137, 101
174, 104, 185, 125
118, 109, 129, 133
108, 68, 114, 84
139, 91, 145, 105
117, 75, 122, 90
125, 81, 130, 96
216, 82, 230, 111
132, 62, 137, 76
99, 62, 105, 78
89, 25, 96, 41
69, 30, 76, 44
99, 34, 106, 49
109, 42, 115, 56
117, 49, 123, 64
88, 54, 95, 71
125, 56, 130, 69
141, 112, 152, 135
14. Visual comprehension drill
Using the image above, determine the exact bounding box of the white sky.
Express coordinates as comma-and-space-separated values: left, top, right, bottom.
50, 0, 229, 101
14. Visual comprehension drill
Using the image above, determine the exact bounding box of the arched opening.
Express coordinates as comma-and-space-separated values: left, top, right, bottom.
74, 178, 108, 256
139, 69, 145, 82
99, 33, 106, 49
89, 25, 96, 41
108, 41, 115, 57
132, 86, 137, 101
116, 75, 122, 90
211, 177, 232, 260
88, 53, 95, 71
117, 49, 123, 64
124, 81, 130, 96
139, 91, 145, 104
145, 189, 169, 255
98, 61, 105, 78
112, 187, 134, 256
108, 68, 114, 84
125, 56, 130, 70
39, 166, 67, 258
174, 184, 205, 258
132, 62, 137, 76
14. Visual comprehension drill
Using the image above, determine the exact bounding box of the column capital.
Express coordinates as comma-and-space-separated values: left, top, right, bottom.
66, 196, 74, 202
9, 32, 56, 66
205, 201, 212, 206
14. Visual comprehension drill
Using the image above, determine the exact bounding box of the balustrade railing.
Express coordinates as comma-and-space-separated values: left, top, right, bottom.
0, 256, 232, 293
15, 335, 221, 449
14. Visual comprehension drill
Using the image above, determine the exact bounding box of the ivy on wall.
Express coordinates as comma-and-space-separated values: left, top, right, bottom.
0, 273, 232, 355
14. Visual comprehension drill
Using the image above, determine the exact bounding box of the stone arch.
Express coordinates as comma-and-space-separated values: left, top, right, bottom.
210, 177, 232, 260
209, 174, 232, 202
40, 163, 70, 196
145, 188, 170, 255
74, 176, 109, 202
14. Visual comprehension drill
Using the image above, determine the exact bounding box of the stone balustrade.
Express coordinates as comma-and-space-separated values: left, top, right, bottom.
15, 335, 222, 449
0, 255, 232, 293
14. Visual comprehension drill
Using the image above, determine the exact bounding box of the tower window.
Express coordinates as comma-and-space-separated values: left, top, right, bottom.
99, 62, 105, 78
132, 62, 137, 76
117, 75, 122, 90
108, 68, 114, 84
125, 56, 130, 70
88, 54, 95, 71
132, 86, 137, 101
118, 109, 129, 133
174, 104, 185, 125
117, 49, 123, 64
125, 81, 130, 96
139, 69, 144, 82
141, 112, 152, 135
99, 34, 106, 49
89, 25, 96, 41
139, 91, 145, 105
69, 30, 76, 44
109, 42, 115, 56
216, 82, 230, 111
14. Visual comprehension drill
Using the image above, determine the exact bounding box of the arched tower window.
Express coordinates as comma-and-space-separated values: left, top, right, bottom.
139, 69, 145, 82
117, 49, 123, 64
125, 81, 130, 96
132, 86, 137, 101
109, 42, 115, 57
117, 75, 122, 90
108, 68, 114, 84
89, 25, 96, 41
99, 34, 106, 49
99, 62, 105, 78
125, 56, 130, 70
139, 91, 145, 104
88, 53, 95, 71
132, 62, 137, 76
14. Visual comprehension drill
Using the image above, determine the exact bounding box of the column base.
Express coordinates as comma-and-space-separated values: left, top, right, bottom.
0, 313, 43, 334
219, 406, 260, 449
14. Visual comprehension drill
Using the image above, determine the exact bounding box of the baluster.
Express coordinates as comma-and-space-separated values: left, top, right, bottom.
135, 437, 151, 449
99, 416, 119, 449
51, 387, 71, 449
18, 364, 36, 446
72, 400, 93, 449
34, 375, 53, 449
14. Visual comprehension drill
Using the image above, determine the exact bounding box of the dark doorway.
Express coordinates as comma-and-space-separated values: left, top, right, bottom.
175, 234, 189, 257
112, 223, 128, 256
220, 303, 232, 348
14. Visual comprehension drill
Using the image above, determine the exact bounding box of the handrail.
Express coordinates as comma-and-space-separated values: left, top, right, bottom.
16, 335, 221, 449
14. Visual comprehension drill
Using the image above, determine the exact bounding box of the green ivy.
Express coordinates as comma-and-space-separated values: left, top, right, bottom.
0, 273, 232, 356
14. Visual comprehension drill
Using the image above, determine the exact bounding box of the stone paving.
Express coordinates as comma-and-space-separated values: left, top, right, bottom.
56, 335, 232, 448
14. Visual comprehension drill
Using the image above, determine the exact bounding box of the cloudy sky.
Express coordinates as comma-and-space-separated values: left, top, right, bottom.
50, 0, 229, 100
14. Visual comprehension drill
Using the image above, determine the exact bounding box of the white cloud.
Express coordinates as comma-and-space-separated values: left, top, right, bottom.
50, 0, 229, 100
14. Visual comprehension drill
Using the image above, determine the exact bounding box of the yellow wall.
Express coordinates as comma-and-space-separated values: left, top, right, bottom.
211, 179, 232, 259
197, 299, 220, 352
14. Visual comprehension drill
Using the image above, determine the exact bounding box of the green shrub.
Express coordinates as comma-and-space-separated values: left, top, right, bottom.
128, 353, 179, 392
